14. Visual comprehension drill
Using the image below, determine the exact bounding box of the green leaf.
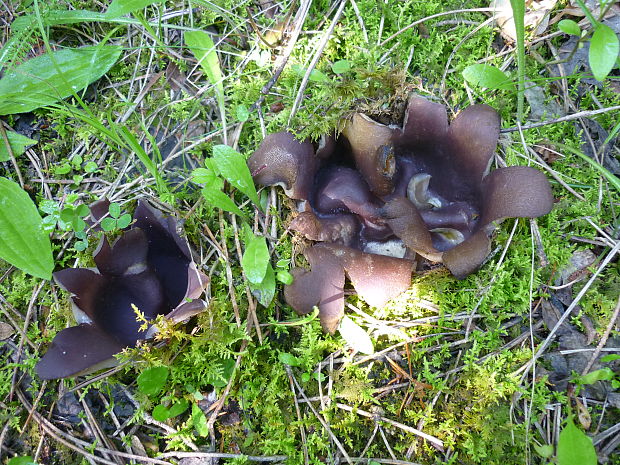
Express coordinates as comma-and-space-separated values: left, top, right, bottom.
308, 69, 330, 83
185, 30, 223, 97
601, 354, 620, 363
211, 145, 261, 208
0, 178, 53, 279
241, 234, 270, 285
534, 443, 555, 458
579, 368, 615, 384
83, 161, 98, 173
557, 416, 597, 465
278, 352, 301, 366
462, 64, 515, 91
167, 398, 189, 417
137, 366, 169, 396
276, 269, 293, 285
116, 214, 132, 229
236, 104, 250, 122
100, 217, 117, 232
338, 316, 374, 354
200, 185, 245, 217
191, 167, 217, 185
192, 403, 209, 437
8, 457, 38, 465
249, 262, 276, 307
106, 0, 164, 18
331, 59, 352, 74
558, 19, 581, 36
589, 23, 620, 81
209, 358, 235, 388
151, 404, 170, 422
108, 202, 121, 219
0, 45, 122, 115
185, 30, 227, 136
75, 204, 90, 217
0, 130, 37, 162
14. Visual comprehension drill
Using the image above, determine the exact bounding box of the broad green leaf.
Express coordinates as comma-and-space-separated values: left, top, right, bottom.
601, 354, 620, 363
192, 403, 209, 436
534, 443, 554, 458
100, 217, 117, 232
241, 234, 270, 285
589, 23, 619, 81
249, 262, 276, 307
579, 368, 615, 385
0, 45, 122, 115
116, 213, 132, 229
151, 404, 170, 422
11, 11, 109, 33
0, 130, 37, 162
200, 185, 245, 217
191, 167, 217, 185
211, 145, 261, 207
278, 352, 302, 366
0, 177, 53, 279
308, 69, 330, 83
236, 104, 250, 122
106, 0, 164, 18
108, 202, 121, 219
276, 269, 293, 285
137, 366, 169, 396
7, 456, 36, 465
167, 398, 189, 417
185, 30, 223, 96
557, 416, 597, 465
462, 64, 515, 91
338, 316, 374, 354
185, 30, 227, 136
558, 19, 581, 36
331, 59, 352, 74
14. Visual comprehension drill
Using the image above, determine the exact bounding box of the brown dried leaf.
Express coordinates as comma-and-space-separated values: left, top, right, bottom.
0, 322, 14, 340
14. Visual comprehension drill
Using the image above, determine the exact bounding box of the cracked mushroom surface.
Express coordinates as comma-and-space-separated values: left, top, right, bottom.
248, 94, 554, 331
36, 200, 209, 379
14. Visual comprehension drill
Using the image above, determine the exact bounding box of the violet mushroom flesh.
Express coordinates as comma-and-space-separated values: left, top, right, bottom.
284, 243, 413, 333
248, 94, 554, 330
36, 201, 208, 379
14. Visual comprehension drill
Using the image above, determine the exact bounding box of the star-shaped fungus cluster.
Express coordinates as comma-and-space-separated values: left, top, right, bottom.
248, 95, 554, 333
36, 201, 208, 379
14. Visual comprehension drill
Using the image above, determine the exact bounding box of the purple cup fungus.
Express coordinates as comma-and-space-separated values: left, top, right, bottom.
36, 200, 209, 379
248, 95, 554, 332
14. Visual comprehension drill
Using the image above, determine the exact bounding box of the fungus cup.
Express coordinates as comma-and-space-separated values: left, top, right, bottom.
36, 200, 208, 379
248, 95, 554, 332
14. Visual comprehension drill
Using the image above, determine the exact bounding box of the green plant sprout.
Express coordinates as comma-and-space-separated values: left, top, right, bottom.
100, 202, 132, 232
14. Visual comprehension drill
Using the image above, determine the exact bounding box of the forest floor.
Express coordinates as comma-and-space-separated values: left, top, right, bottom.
0, 0, 619, 464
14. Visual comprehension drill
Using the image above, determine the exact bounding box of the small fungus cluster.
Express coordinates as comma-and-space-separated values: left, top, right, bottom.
36, 201, 208, 379
248, 95, 554, 333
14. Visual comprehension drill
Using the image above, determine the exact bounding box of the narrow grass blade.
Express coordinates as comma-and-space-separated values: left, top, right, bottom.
555, 142, 620, 193
509, 0, 526, 122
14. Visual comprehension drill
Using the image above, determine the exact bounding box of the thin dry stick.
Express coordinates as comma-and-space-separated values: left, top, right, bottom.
9, 281, 45, 401
519, 240, 620, 377
581, 296, 620, 376
286, 369, 309, 465
501, 105, 620, 133
334, 403, 444, 450
252, 0, 312, 110
287, 366, 354, 465
287, 0, 347, 126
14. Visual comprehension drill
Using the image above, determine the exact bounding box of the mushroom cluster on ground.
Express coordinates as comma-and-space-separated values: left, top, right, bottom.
248, 95, 554, 333
36, 201, 208, 379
